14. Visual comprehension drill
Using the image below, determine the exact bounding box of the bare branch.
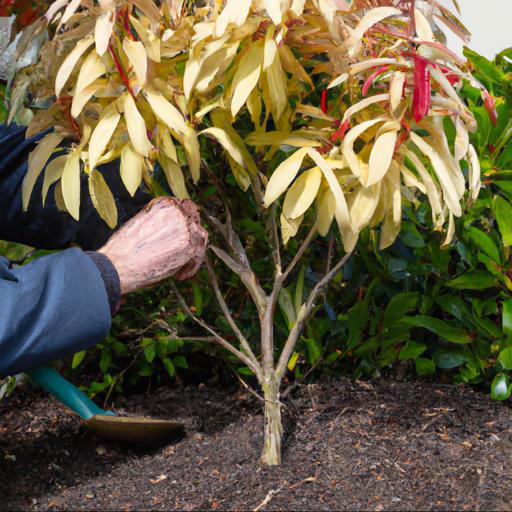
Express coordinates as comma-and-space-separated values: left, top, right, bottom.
280, 225, 317, 286
211, 245, 268, 316
170, 281, 262, 378
205, 254, 259, 368
275, 252, 353, 383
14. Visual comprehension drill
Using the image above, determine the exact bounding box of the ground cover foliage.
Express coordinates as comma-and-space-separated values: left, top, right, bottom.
1, 0, 512, 463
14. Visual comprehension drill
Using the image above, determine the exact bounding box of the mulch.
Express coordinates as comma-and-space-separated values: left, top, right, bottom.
1, 377, 511, 511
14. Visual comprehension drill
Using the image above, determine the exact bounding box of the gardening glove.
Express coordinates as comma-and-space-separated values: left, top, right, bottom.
98, 197, 208, 295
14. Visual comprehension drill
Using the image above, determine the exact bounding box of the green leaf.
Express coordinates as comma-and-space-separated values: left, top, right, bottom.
400, 222, 425, 248
237, 367, 254, 376
399, 340, 427, 360
433, 349, 469, 369
72, 351, 87, 369
162, 358, 176, 377
464, 47, 505, 85
467, 227, 501, 263
491, 373, 511, 401
415, 357, 436, 376
305, 338, 322, 365
144, 343, 156, 363
503, 300, 512, 337
173, 355, 189, 369
401, 316, 471, 344
493, 196, 512, 247
383, 292, 419, 328
446, 271, 497, 290
498, 347, 512, 370
99, 350, 112, 374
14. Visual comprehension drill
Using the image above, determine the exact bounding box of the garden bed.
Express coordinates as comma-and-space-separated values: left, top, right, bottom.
1, 378, 511, 511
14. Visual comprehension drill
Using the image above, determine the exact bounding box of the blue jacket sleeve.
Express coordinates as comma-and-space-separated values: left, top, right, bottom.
0, 124, 150, 250
0, 248, 112, 378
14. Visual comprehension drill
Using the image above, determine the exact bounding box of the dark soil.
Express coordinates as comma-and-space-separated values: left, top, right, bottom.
1, 378, 511, 511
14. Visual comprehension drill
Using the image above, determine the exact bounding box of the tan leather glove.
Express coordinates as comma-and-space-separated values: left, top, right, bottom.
99, 197, 208, 295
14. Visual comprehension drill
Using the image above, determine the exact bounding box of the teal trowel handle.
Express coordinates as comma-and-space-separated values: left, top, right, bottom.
28, 366, 115, 421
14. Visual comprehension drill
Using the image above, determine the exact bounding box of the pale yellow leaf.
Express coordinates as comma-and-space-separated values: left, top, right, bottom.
95, 8, 115, 56
263, 148, 308, 207
349, 182, 381, 232
183, 126, 201, 183
454, 116, 469, 161
410, 132, 462, 217
61, 149, 81, 220
290, 0, 306, 16
202, 127, 246, 167
89, 170, 118, 229
349, 58, 400, 76
414, 8, 435, 42
306, 149, 356, 252
316, 186, 336, 237
76, 50, 106, 96
215, 0, 252, 37
283, 167, 322, 219
158, 153, 190, 200
349, 7, 402, 57
123, 39, 148, 87
144, 87, 188, 135
403, 148, 444, 226
390, 71, 405, 112
342, 118, 383, 182
42, 155, 67, 206
230, 41, 264, 117
367, 130, 398, 187
120, 143, 143, 197
123, 93, 152, 157
328, 73, 348, 90
264, 0, 284, 25
160, 127, 178, 161
54, 182, 67, 213
279, 45, 314, 89
262, 39, 287, 120
341, 94, 389, 124
280, 213, 303, 245
71, 79, 107, 118
59, 0, 81, 27
467, 143, 481, 201
89, 104, 121, 170
23, 132, 64, 211
442, 212, 455, 247
55, 36, 94, 97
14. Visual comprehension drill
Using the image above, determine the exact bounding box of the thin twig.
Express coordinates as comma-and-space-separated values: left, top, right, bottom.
280, 225, 317, 285
205, 254, 259, 368
275, 252, 353, 383
268, 204, 282, 272
170, 281, 261, 378
229, 366, 264, 402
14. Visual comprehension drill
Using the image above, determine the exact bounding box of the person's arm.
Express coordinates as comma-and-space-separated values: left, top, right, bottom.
0, 197, 208, 379
0, 248, 113, 377
0, 124, 150, 250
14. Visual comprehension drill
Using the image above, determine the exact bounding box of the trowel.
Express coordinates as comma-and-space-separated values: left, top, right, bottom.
28, 366, 184, 446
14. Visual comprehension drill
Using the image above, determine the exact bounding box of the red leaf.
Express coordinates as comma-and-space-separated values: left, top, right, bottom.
482, 89, 498, 127
412, 54, 431, 123
321, 89, 328, 114
361, 65, 389, 97
331, 119, 350, 143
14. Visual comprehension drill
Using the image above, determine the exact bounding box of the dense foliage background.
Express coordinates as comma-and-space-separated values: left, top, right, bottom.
1, 37, 511, 404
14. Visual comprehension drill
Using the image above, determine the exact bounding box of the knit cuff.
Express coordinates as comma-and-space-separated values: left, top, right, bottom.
85, 252, 121, 316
